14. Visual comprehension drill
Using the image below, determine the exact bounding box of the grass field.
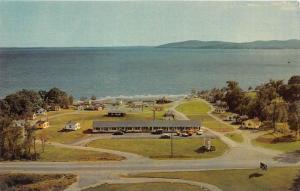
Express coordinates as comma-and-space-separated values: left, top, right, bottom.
176, 100, 234, 132
36, 109, 166, 144
0, 173, 76, 191
38, 144, 124, 161
84, 182, 206, 191
132, 167, 300, 191
225, 133, 244, 143
252, 132, 300, 153
87, 138, 228, 159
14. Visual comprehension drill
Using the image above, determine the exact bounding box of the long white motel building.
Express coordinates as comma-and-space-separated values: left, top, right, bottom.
92, 120, 201, 133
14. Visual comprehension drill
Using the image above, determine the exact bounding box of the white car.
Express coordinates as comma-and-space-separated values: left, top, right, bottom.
196, 130, 204, 135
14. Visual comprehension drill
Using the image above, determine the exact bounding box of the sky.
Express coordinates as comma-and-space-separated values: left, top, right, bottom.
0, 1, 300, 47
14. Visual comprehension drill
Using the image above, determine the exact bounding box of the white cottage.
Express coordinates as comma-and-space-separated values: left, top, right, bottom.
64, 121, 81, 131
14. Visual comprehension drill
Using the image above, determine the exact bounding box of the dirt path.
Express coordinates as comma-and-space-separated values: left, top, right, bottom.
75, 176, 222, 191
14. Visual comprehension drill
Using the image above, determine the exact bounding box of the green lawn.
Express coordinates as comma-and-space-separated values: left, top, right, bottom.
36, 109, 166, 144
38, 144, 124, 161
176, 100, 210, 115
176, 100, 234, 132
252, 132, 300, 152
225, 133, 244, 143
87, 138, 228, 159
46, 109, 75, 117
132, 167, 300, 191
84, 182, 206, 191
245, 91, 257, 99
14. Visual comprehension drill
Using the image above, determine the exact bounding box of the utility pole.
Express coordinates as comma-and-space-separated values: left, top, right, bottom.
272, 101, 277, 133
170, 130, 173, 158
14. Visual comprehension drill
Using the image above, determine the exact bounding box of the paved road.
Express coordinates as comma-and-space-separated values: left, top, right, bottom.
1, 98, 299, 191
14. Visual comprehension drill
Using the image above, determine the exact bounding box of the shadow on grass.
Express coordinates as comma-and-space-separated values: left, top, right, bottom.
248, 172, 263, 179
57, 129, 73, 133
274, 150, 300, 163
290, 170, 300, 191
82, 129, 93, 134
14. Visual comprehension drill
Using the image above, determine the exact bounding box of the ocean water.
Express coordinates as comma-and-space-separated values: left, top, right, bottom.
0, 47, 299, 98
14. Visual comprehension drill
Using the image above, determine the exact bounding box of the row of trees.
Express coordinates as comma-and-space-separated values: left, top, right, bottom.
207, 75, 300, 139
0, 87, 72, 160
0, 87, 73, 119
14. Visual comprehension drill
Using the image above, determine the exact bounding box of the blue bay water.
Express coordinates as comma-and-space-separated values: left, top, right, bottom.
0, 47, 299, 98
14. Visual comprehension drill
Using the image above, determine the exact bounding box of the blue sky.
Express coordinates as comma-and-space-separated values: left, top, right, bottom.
0, 1, 299, 47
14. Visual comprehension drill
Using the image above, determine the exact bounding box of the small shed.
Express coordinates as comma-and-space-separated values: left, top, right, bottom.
224, 114, 239, 121
64, 121, 80, 131
51, 105, 61, 111
236, 115, 249, 124
35, 120, 50, 129
241, 118, 262, 129
107, 110, 126, 117
77, 105, 85, 111
214, 107, 226, 114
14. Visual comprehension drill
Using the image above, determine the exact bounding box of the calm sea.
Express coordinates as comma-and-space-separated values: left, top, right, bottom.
0, 47, 299, 98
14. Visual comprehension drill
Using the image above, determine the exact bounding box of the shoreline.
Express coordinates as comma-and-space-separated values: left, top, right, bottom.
92, 94, 187, 102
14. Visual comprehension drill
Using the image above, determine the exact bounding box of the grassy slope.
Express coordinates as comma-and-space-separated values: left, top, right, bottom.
87, 138, 227, 159
176, 100, 234, 132
0, 173, 77, 191
38, 144, 124, 162
132, 167, 300, 191
252, 132, 300, 152
84, 182, 206, 191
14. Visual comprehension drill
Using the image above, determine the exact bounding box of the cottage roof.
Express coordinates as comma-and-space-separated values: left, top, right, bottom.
108, 110, 126, 114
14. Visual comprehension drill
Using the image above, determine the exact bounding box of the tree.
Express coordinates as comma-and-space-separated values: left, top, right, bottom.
288, 101, 300, 140
0, 117, 12, 159
264, 99, 288, 132
45, 87, 71, 108
39, 133, 48, 153
224, 81, 247, 114
267, 79, 284, 94
279, 84, 300, 103
288, 75, 300, 85
4, 90, 43, 118
23, 122, 35, 159
91, 95, 97, 101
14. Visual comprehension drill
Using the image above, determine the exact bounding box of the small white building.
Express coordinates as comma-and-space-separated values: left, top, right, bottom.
64, 121, 81, 131
77, 105, 85, 111
36, 108, 47, 115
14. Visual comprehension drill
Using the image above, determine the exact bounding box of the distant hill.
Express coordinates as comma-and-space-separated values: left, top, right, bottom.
157, 39, 300, 49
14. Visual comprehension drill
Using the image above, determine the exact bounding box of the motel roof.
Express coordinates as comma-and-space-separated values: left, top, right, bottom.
93, 120, 201, 128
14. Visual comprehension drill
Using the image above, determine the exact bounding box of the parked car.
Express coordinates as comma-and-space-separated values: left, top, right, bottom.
181, 133, 189, 137
176, 131, 181, 136
160, 134, 171, 139
113, 131, 124, 135
152, 129, 163, 135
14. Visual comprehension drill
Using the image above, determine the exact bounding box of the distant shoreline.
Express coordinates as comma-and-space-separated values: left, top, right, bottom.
93, 94, 187, 102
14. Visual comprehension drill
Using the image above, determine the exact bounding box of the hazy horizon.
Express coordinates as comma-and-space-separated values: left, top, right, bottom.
1, 1, 300, 47
1, 39, 300, 49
